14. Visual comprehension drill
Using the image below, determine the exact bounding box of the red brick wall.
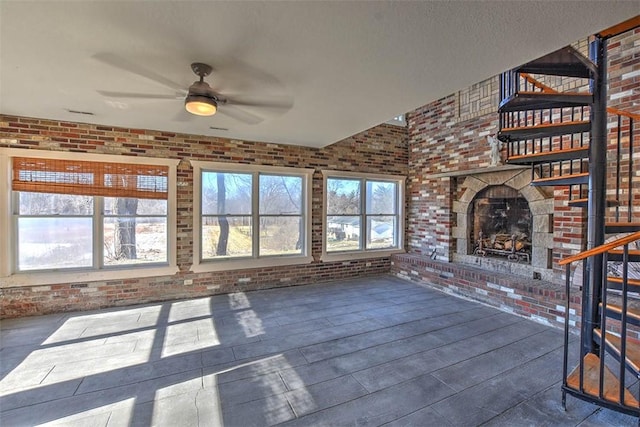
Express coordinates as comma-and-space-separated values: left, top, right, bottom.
608, 28, 640, 115
393, 28, 640, 326
605, 28, 640, 226
0, 116, 408, 317
404, 29, 639, 273
406, 95, 498, 259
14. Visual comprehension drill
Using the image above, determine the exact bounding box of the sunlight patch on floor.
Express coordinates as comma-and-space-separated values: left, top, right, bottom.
42, 305, 162, 345
229, 292, 251, 310
161, 318, 220, 358
235, 309, 265, 338
38, 397, 137, 427
167, 297, 212, 322
2, 334, 153, 395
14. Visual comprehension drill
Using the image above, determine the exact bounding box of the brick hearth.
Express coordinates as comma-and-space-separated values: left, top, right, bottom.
391, 253, 574, 329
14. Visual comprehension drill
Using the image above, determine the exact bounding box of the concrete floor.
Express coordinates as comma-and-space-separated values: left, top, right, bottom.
0, 275, 637, 426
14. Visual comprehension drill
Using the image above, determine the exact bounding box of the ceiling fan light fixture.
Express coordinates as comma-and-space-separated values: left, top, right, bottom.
185, 94, 217, 116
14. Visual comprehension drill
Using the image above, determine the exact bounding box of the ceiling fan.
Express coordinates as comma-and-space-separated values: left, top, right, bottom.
184, 63, 222, 117
94, 53, 293, 125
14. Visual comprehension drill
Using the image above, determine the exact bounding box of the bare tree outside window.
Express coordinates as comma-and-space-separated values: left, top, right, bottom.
327, 178, 362, 251
201, 171, 252, 258
114, 197, 138, 260
259, 174, 303, 255
327, 178, 360, 215
216, 173, 229, 256
201, 170, 305, 260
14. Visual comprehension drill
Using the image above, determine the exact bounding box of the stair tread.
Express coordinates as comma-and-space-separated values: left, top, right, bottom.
517, 46, 595, 79
594, 329, 640, 375
502, 120, 590, 131
602, 302, 640, 324
531, 172, 589, 186
608, 221, 640, 227
566, 353, 638, 406
507, 146, 589, 164
606, 222, 640, 233
500, 120, 591, 141
568, 198, 619, 208
608, 276, 640, 285
607, 249, 640, 263
514, 91, 590, 98
499, 92, 592, 112
607, 276, 640, 287
608, 249, 640, 257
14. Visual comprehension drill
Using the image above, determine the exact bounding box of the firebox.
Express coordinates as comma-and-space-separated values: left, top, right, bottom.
470, 185, 532, 263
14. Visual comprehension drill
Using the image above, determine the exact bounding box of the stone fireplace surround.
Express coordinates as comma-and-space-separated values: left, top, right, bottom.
451, 166, 555, 282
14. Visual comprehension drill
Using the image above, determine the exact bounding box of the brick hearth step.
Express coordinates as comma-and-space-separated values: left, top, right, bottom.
499, 120, 591, 141
566, 353, 639, 407
594, 328, 640, 376
507, 146, 589, 165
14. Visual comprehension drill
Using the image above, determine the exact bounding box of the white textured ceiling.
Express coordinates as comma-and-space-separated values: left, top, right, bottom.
0, 2, 637, 148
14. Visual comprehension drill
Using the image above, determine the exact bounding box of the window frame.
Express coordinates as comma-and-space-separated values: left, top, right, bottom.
321, 169, 405, 262
191, 160, 314, 272
0, 148, 180, 287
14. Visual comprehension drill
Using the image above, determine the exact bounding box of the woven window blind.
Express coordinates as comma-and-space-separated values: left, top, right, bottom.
12, 157, 169, 199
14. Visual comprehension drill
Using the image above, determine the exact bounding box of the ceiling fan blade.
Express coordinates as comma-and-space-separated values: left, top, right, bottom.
217, 105, 263, 125
93, 53, 186, 93
224, 95, 294, 110
98, 90, 182, 100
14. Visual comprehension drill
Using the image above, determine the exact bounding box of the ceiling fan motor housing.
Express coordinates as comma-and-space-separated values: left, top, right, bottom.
188, 80, 215, 97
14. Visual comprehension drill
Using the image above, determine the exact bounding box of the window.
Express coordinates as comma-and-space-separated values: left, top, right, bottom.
323, 170, 404, 260
0, 149, 179, 286
201, 171, 253, 259
192, 161, 313, 272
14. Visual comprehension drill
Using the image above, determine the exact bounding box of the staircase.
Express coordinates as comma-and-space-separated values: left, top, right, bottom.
497, 17, 640, 421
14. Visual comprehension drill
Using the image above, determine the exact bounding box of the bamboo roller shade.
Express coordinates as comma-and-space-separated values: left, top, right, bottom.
12, 157, 169, 199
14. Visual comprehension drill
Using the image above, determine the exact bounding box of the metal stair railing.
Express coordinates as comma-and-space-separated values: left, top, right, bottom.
499, 70, 591, 186
560, 231, 640, 416
499, 70, 639, 215
610, 108, 639, 224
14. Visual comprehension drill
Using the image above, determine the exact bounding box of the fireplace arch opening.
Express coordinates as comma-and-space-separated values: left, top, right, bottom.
469, 185, 532, 264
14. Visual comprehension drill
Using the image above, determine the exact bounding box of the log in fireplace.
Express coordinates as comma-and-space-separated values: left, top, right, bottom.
471, 185, 532, 264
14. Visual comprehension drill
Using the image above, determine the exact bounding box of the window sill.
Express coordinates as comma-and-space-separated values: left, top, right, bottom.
320, 249, 405, 263
0, 265, 180, 288
191, 255, 314, 273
